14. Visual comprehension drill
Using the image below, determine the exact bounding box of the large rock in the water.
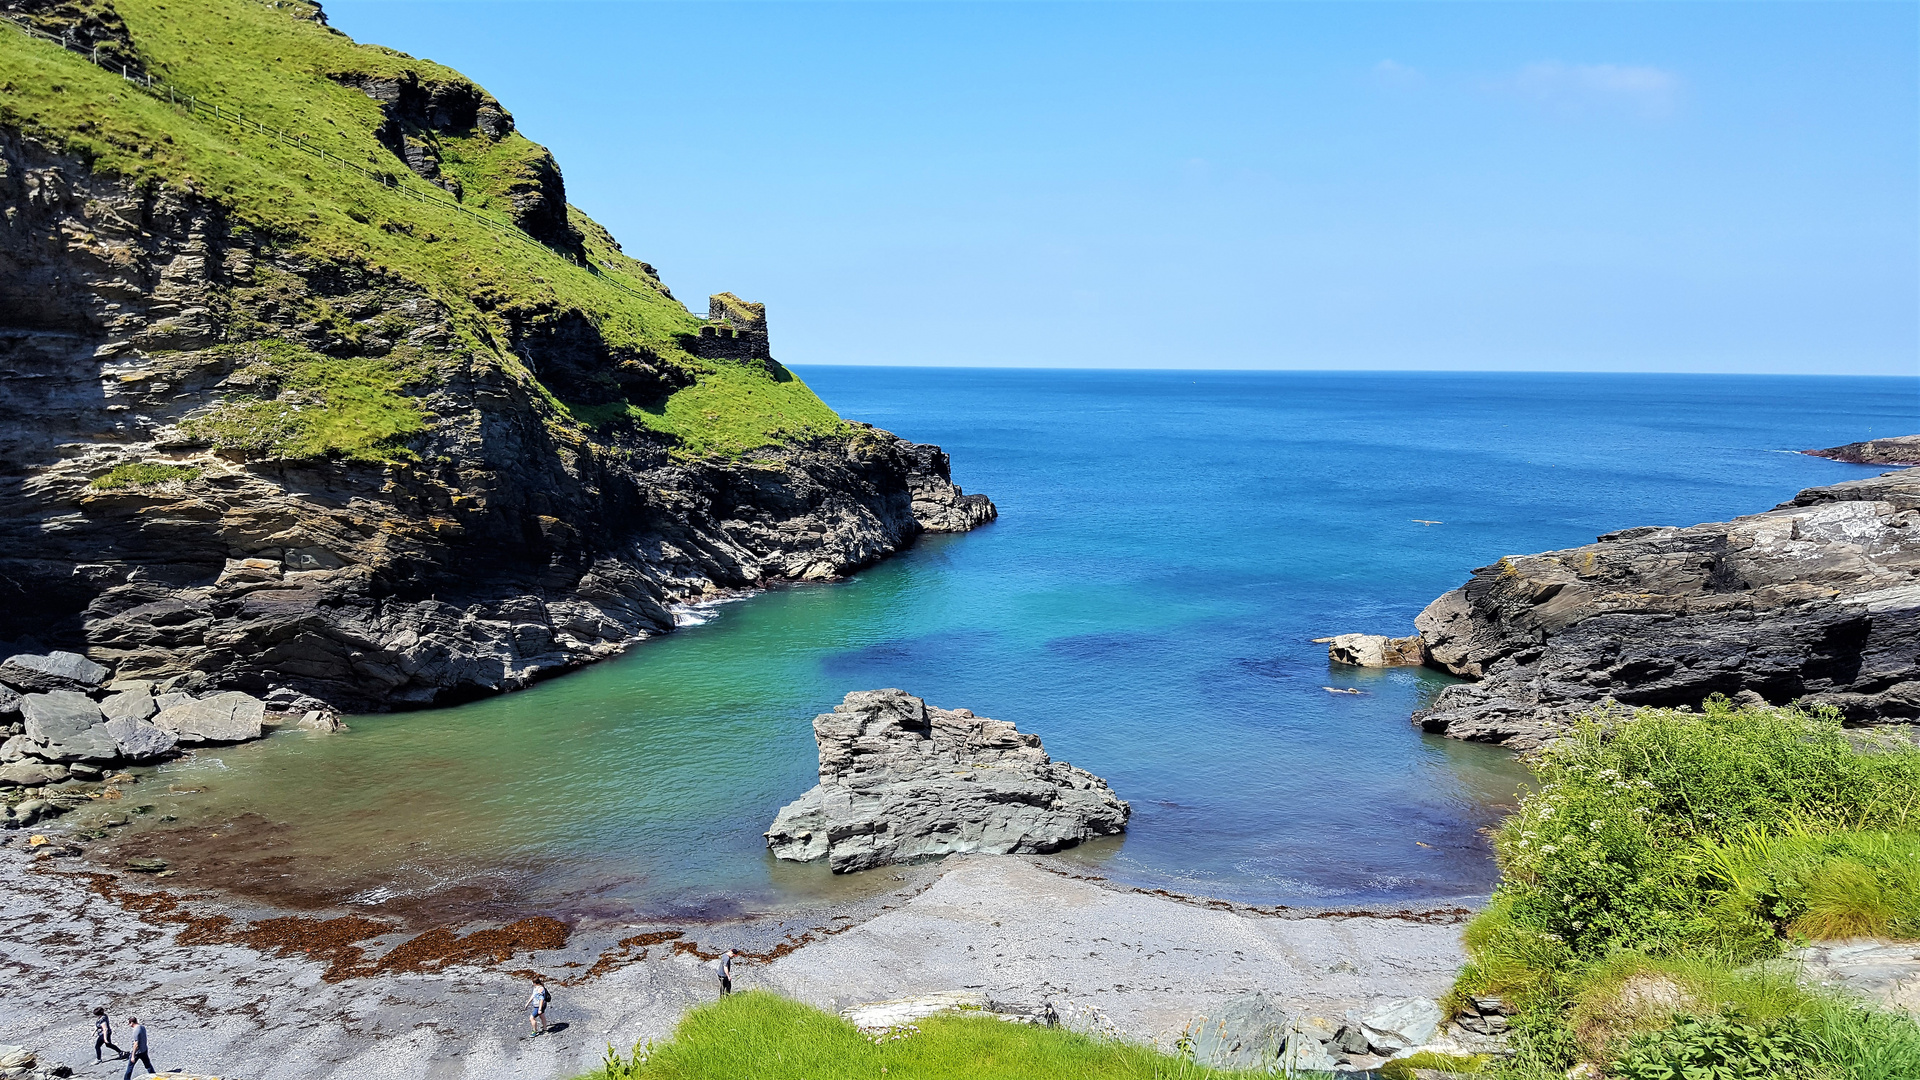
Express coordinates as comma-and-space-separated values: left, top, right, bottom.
1806, 435, 1920, 467
1414, 469, 1920, 748
154, 691, 266, 744
0, 651, 110, 693
1323, 633, 1425, 667
765, 689, 1130, 873
20, 690, 116, 762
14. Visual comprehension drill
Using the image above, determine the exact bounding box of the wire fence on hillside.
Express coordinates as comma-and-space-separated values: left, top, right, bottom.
0, 12, 670, 310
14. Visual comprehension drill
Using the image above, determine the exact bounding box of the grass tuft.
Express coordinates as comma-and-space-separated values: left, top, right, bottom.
89, 460, 201, 489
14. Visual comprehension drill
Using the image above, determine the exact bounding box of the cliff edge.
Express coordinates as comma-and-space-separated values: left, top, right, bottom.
1412, 469, 1920, 749
0, 0, 994, 710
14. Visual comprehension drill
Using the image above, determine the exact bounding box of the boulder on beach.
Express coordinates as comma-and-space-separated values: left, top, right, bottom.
1192, 991, 1291, 1071
20, 691, 116, 762
0, 650, 109, 694
154, 691, 267, 744
765, 689, 1130, 874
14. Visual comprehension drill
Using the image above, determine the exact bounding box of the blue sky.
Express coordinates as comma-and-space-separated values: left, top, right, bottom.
328, 2, 1917, 375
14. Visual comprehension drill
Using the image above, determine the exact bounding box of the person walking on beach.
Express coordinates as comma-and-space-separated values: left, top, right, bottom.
527, 977, 551, 1036
719, 949, 740, 997
122, 1017, 153, 1080
93, 1007, 125, 1062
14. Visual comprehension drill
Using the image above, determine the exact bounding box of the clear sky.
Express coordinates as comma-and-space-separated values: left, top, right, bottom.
328, 2, 1917, 375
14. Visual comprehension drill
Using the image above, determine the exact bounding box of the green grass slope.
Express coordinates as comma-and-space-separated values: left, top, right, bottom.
585, 992, 1267, 1080
0, 0, 845, 457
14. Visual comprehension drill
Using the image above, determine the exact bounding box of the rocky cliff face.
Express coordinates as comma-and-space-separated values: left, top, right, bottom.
1413, 469, 1920, 749
0, 81, 993, 711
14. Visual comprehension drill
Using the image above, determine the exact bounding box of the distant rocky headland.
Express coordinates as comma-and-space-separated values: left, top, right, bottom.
1326, 468, 1919, 749
766, 689, 1130, 873
1805, 434, 1920, 467
0, 0, 993, 718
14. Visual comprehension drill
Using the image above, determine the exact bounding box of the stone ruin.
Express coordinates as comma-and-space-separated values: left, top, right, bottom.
693, 292, 772, 362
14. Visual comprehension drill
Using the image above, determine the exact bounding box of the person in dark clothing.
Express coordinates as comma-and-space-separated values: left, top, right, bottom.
719, 949, 740, 996
93, 1007, 126, 1062
122, 1017, 153, 1080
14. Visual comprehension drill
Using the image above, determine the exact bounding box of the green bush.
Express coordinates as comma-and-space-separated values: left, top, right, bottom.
1699, 825, 1920, 941
1455, 700, 1920, 1080
1610, 1012, 1813, 1080
1476, 699, 1920, 981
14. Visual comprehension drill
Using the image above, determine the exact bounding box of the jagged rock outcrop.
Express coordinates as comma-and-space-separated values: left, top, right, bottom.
1412, 469, 1920, 748
765, 689, 1129, 873
1807, 435, 1920, 467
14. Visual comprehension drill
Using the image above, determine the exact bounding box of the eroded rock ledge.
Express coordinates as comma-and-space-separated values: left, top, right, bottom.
765, 689, 1130, 873
1410, 468, 1920, 749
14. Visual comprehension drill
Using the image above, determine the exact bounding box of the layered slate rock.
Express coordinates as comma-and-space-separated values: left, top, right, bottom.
765, 689, 1130, 873
154, 691, 267, 744
0, 651, 109, 694
20, 691, 115, 762
1414, 469, 1920, 748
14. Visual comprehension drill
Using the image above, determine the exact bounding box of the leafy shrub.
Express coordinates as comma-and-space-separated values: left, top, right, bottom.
1476, 699, 1920, 977
1610, 1012, 1813, 1080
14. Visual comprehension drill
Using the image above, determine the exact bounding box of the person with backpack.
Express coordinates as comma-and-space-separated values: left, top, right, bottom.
527, 977, 551, 1036
92, 1007, 125, 1062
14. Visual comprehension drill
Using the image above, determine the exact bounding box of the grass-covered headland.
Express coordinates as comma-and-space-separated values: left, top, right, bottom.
1459, 699, 1920, 1079
0, 0, 848, 459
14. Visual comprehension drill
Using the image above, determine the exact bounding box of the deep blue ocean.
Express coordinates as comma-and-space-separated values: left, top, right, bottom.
161, 370, 1919, 920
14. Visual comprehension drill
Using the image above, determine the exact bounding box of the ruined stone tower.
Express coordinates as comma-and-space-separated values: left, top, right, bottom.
694, 292, 771, 361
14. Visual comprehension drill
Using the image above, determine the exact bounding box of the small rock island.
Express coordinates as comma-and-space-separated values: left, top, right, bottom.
765, 689, 1130, 873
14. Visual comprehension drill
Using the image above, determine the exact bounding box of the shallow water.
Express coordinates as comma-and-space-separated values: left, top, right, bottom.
147, 370, 1915, 920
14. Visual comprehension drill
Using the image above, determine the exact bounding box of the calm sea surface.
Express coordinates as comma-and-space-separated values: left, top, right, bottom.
153, 370, 1917, 920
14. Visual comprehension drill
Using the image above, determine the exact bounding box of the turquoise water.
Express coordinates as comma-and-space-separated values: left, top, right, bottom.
155, 370, 1917, 920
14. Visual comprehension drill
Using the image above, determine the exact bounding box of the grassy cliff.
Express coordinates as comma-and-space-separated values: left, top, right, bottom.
0, 0, 845, 458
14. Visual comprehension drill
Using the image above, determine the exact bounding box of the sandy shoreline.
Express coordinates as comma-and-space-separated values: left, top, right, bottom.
0, 843, 1475, 1079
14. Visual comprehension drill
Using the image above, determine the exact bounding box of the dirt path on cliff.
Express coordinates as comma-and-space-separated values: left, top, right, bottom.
0, 850, 1472, 1078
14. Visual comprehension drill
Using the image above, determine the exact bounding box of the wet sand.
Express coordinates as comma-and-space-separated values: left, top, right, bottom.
0, 842, 1472, 1079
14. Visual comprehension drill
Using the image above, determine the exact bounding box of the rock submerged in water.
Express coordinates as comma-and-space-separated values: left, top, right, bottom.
765, 689, 1130, 874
